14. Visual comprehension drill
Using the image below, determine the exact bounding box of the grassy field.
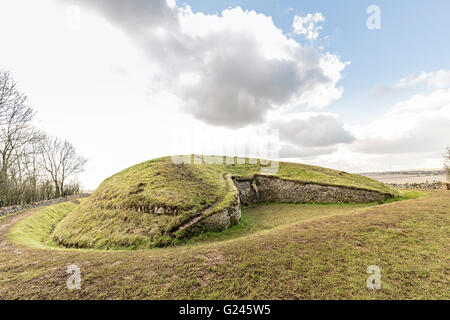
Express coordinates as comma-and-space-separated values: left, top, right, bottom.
50, 155, 398, 249
0, 190, 448, 299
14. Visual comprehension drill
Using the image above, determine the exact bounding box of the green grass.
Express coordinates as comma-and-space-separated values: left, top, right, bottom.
172, 190, 426, 246
8, 199, 378, 251
10, 191, 423, 252
7, 202, 79, 249
395, 189, 428, 200
0, 190, 448, 299
176, 202, 377, 246
50, 155, 398, 249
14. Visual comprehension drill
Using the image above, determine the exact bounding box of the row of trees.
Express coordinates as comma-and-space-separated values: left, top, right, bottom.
0, 70, 86, 207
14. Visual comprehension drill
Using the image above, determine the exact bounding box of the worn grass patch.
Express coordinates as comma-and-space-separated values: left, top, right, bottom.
7, 202, 79, 249
7, 200, 88, 249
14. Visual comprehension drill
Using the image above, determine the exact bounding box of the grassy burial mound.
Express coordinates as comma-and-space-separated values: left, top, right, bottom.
52, 155, 397, 249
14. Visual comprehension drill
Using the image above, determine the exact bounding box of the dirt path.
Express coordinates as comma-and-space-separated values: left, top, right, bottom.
0, 208, 40, 250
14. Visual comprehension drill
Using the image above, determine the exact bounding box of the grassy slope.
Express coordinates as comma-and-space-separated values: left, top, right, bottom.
51, 155, 398, 249
7, 200, 84, 249
8, 190, 423, 251
0, 190, 448, 299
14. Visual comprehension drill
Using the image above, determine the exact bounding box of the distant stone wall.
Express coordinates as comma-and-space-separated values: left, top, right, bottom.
0, 193, 91, 218
387, 181, 445, 190
233, 175, 392, 205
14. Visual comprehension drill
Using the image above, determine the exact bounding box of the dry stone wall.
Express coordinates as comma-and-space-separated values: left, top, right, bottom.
174, 175, 242, 238
387, 181, 445, 190
0, 193, 91, 218
233, 175, 392, 205
202, 194, 241, 231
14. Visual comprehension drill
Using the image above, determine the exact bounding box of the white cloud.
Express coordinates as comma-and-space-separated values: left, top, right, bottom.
427, 70, 450, 88
395, 71, 432, 88
8, 0, 446, 188
0, 0, 350, 188
395, 69, 450, 89
373, 69, 450, 97
296, 53, 349, 108
292, 12, 325, 40
65, 1, 346, 128
350, 88, 450, 155
304, 71, 450, 171
269, 112, 354, 158
272, 113, 354, 147
279, 144, 338, 159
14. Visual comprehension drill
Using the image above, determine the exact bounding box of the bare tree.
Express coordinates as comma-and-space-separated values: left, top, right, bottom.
0, 71, 44, 204
0, 70, 84, 206
40, 136, 87, 197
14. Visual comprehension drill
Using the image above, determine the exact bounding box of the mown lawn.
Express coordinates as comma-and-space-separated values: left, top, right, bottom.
0, 190, 448, 299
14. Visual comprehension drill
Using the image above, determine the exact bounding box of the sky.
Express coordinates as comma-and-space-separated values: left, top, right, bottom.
0, 0, 449, 190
